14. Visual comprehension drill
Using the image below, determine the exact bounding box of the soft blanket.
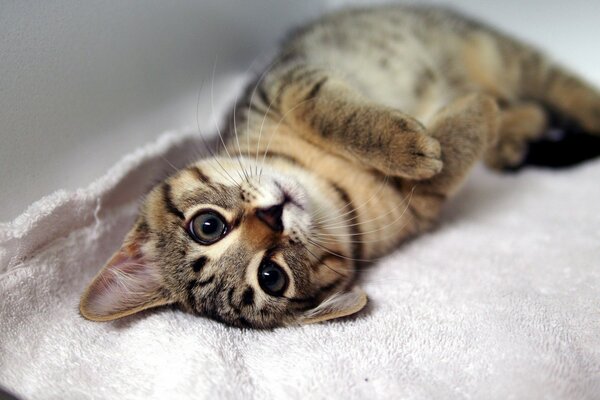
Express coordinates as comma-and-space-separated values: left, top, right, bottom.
1, 75, 599, 400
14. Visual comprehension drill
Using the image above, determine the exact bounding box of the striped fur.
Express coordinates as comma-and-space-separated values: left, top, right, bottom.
81, 5, 600, 328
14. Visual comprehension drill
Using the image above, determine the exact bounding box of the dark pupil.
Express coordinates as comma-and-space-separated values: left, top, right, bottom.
262, 267, 281, 287
202, 217, 219, 235
259, 262, 286, 295
190, 212, 226, 244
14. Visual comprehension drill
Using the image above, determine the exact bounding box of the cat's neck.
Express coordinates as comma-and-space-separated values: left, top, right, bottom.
223, 119, 422, 262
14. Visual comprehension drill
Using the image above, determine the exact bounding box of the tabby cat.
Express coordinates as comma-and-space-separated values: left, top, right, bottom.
80, 5, 600, 328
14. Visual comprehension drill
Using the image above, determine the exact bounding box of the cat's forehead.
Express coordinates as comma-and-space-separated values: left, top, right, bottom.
162, 160, 244, 210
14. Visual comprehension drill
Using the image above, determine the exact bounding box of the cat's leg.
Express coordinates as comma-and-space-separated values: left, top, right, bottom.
485, 39, 600, 135
484, 102, 547, 169
400, 93, 500, 223
263, 66, 443, 180
464, 30, 600, 135
526, 63, 600, 135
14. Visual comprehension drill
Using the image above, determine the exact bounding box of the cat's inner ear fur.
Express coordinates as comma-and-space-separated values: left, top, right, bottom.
299, 286, 367, 325
79, 231, 171, 322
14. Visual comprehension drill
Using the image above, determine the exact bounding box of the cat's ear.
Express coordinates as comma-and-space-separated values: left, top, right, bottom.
80, 234, 171, 321
299, 286, 367, 324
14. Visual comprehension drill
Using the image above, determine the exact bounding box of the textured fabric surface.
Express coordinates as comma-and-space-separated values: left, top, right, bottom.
1, 80, 600, 399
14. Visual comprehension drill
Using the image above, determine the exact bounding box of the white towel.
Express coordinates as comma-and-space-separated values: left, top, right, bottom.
1, 76, 600, 400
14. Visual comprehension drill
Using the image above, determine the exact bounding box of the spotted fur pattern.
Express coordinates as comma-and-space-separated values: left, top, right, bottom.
80, 5, 600, 328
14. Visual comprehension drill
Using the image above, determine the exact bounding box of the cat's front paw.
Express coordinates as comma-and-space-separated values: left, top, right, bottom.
385, 131, 443, 179
347, 107, 443, 179
368, 113, 442, 179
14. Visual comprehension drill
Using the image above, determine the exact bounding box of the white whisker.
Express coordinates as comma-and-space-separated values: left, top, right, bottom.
257, 95, 322, 182
312, 171, 392, 226
194, 79, 239, 186
313, 186, 416, 237
209, 56, 245, 185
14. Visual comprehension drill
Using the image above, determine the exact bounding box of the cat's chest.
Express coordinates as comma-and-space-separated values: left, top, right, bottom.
232, 126, 416, 258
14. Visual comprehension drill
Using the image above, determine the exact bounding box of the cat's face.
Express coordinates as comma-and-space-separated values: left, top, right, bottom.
80, 157, 367, 328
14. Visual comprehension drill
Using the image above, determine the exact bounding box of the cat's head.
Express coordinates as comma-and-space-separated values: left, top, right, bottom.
80, 156, 367, 328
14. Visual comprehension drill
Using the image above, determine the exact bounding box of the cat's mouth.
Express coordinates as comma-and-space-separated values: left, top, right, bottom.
263, 176, 312, 239
274, 181, 304, 211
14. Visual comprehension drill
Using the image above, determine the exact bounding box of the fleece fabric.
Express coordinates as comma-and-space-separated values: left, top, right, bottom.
1, 77, 599, 400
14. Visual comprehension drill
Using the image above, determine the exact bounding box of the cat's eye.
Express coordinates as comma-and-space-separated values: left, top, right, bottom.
258, 260, 288, 297
188, 211, 228, 245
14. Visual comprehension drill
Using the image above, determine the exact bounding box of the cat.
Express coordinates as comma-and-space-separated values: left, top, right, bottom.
80, 5, 600, 328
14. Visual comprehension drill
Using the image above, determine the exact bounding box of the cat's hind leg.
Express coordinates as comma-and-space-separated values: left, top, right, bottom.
484, 102, 547, 169
529, 64, 600, 135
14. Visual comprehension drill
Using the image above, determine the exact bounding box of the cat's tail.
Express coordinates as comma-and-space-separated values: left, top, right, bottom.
513, 48, 600, 167
518, 51, 600, 135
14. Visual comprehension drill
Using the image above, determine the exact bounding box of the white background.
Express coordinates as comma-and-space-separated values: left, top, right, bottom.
1, 0, 599, 222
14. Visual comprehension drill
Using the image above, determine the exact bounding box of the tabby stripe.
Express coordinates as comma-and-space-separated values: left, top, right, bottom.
317, 276, 344, 295
343, 111, 358, 132
204, 308, 227, 325
257, 85, 272, 108
274, 65, 305, 107
293, 67, 320, 85
136, 217, 150, 235
233, 150, 302, 167
264, 151, 303, 166
246, 101, 277, 118
162, 183, 185, 220
292, 298, 319, 312
189, 166, 211, 184
276, 50, 300, 65
287, 295, 314, 304
197, 275, 215, 286
329, 181, 363, 263
304, 77, 327, 101
230, 212, 244, 230
242, 287, 255, 306
210, 279, 225, 318
288, 277, 345, 311
187, 275, 215, 309
186, 280, 198, 310
237, 317, 252, 328
192, 256, 208, 273
311, 253, 345, 272
227, 287, 240, 313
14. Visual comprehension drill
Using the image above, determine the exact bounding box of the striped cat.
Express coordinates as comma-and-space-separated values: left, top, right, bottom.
80, 5, 600, 328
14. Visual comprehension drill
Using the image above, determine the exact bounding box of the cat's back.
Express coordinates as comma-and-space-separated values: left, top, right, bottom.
275, 5, 511, 119
281, 5, 482, 69
285, 5, 475, 47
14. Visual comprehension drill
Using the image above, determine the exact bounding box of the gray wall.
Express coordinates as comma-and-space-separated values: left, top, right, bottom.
0, 1, 327, 221
1, 0, 599, 221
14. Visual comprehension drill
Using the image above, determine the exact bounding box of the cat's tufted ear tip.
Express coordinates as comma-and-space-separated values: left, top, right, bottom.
299, 286, 368, 325
80, 239, 171, 322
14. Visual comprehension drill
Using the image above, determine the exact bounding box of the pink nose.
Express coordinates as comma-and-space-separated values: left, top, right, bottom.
256, 204, 284, 232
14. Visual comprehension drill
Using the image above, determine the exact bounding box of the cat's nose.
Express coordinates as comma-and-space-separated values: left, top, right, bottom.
256, 203, 284, 232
